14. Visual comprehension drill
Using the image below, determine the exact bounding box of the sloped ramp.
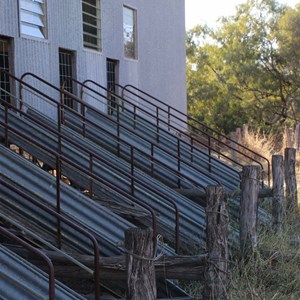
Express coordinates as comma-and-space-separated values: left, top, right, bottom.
0, 244, 86, 300
0, 145, 189, 298
0, 144, 137, 257
0, 105, 212, 248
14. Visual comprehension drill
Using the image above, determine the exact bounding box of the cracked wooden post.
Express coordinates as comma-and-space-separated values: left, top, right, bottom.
284, 148, 298, 211
203, 185, 229, 300
240, 165, 260, 255
272, 155, 285, 230
125, 228, 156, 300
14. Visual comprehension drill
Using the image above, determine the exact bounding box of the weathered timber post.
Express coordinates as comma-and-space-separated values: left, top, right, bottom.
236, 127, 242, 144
285, 127, 294, 148
125, 228, 156, 300
230, 131, 237, 161
294, 124, 300, 150
203, 185, 229, 300
272, 155, 285, 230
284, 148, 298, 211
240, 165, 260, 254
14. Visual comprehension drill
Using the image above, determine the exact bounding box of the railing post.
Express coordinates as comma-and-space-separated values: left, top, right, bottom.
116, 106, 121, 157
150, 144, 154, 177
60, 87, 65, 124
133, 105, 136, 130
156, 107, 159, 143
272, 155, 285, 230
203, 185, 229, 300
56, 102, 62, 249
56, 156, 62, 249
208, 136, 212, 173
125, 228, 156, 300
19, 80, 24, 111
167, 106, 171, 131
240, 165, 260, 255
4, 103, 9, 147
284, 148, 298, 211
130, 146, 134, 195
89, 154, 94, 198
177, 139, 181, 188
191, 137, 194, 163
81, 101, 86, 137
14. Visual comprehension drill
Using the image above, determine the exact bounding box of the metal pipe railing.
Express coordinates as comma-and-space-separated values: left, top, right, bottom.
0, 176, 101, 299
20, 73, 218, 190
16, 72, 229, 250
4, 72, 236, 192
65, 77, 227, 186
81, 79, 242, 177
0, 226, 55, 300
122, 84, 271, 186
0, 85, 160, 251
118, 84, 260, 174
0, 110, 158, 254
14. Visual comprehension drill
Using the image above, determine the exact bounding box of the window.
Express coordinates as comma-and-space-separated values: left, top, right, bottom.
107, 59, 118, 115
123, 6, 137, 59
20, 0, 47, 39
0, 38, 11, 103
82, 0, 101, 51
59, 50, 75, 109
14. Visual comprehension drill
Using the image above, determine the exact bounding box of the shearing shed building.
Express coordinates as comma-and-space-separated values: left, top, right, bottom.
0, 0, 186, 115
0, 1, 269, 299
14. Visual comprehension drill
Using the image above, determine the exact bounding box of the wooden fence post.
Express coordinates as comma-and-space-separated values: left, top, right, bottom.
125, 228, 156, 300
230, 131, 237, 161
272, 155, 285, 230
284, 148, 298, 211
285, 127, 294, 148
294, 124, 300, 150
203, 185, 229, 300
240, 165, 260, 254
236, 127, 242, 144
242, 124, 249, 143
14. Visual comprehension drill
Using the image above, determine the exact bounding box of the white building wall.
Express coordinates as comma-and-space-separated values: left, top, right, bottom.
0, 0, 186, 117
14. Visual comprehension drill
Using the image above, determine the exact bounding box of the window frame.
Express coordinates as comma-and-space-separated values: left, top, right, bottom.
123, 6, 137, 60
59, 48, 76, 109
19, 0, 47, 39
0, 37, 12, 103
82, 0, 102, 51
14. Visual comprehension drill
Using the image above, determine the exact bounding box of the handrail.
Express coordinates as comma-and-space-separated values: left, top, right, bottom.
119, 83, 265, 175
23, 73, 223, 188
17, 72, 230, 250
80, 78, 242, 185
0, 176, 100, 299
73, 78, 231, 185
0, 226, 55, 300
0, 96, 159, 253
122, 84, 271, 186
70, 78, 220, 186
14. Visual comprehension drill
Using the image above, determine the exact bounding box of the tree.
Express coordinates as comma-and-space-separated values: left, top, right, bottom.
187, 0, 300, 134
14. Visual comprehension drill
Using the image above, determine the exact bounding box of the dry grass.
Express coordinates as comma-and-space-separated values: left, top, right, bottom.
184, 128, 300, 299
231, 128, 300, 299
242, 129, 279, 162
229, 220, 300, 300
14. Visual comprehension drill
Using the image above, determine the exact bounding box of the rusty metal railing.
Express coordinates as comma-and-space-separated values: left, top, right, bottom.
121, 84, 271, 186
63, 77, 225, 187
0, 101, 159, 253
0, 226, 55, 299
0, 176, 101, 299
0, 72, 163, 251
80, 79, 242, 186
21, 73, 221, 190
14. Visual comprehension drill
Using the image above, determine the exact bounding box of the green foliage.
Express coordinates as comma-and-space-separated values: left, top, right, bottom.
187, 0, 300, 134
